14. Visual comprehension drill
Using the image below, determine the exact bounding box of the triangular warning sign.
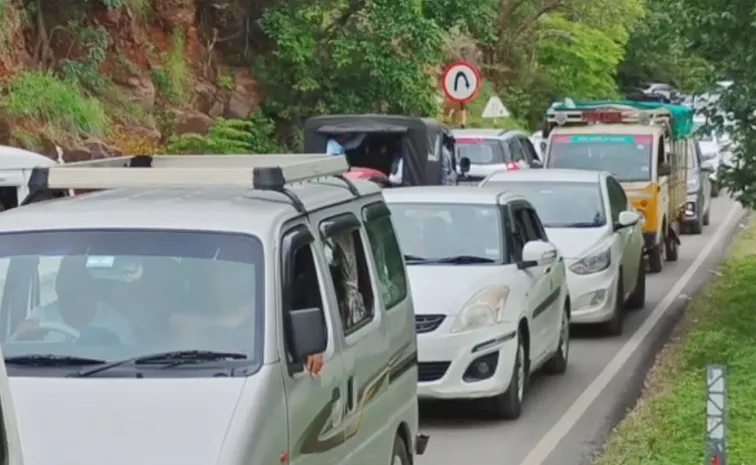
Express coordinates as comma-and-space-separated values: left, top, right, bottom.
481, 96, 510, 118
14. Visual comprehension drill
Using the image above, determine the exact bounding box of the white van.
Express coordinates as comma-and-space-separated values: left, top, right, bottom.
0, 154, 426, 465
0, 145, 61, 210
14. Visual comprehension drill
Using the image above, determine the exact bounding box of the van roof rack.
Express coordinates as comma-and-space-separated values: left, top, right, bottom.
25, 154, 359, 213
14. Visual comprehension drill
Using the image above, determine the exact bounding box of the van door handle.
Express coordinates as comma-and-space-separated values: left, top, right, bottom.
347, 376, 355, 411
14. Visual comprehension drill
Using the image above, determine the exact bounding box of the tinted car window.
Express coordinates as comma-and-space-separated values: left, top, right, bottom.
455, 138, 507, 165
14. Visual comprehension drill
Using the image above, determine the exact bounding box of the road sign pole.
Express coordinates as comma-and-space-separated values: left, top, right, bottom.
460, 103, 467, 128
705, 365, 727, 465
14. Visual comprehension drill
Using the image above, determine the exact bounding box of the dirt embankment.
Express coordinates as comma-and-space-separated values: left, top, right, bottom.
0, 0, 264, 161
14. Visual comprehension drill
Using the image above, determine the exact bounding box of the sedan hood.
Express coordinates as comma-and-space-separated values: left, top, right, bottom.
545, 227, 610, 259
11, 376, 246, 465
407, 265, 507, 315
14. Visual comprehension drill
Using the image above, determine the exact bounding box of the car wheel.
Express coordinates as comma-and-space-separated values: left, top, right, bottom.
603, 274, 624, 336
690, 217, 703, 234
711, 182, 720, 197
648, 243, 663, 273
391, 434, 411, 465
703, 209, 711, 226
490, 332, 526, 419
626, 256, 646, 310
544, 304, 569, 375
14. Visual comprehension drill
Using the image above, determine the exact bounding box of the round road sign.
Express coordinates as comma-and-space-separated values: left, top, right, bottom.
442, 61, 481, 104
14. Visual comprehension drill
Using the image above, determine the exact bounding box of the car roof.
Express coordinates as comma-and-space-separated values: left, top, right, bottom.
381, 186, 527, 205
452, 128, 525, 139
0, 179, 382, 237
483, 168, 605, 184
0, 146, 58, 168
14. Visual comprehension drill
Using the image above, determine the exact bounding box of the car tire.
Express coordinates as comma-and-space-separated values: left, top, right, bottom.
490, 332, 525, 420
626, 257, 646, 310
391, 433, 411, 465
648, 243, 663, 273
690, 217, 703, 234
603, 274, 624, 336
703, 209, 711, 226
544, 304, 569, 375
711, 182, 720, 197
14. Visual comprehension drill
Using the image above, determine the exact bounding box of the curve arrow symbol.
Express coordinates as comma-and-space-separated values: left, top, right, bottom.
453, 71, 470, 92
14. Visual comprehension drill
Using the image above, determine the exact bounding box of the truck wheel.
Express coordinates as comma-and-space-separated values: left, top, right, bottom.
648, 244, 663, 273
665, 234, 679, 261
703, 209, 710, 226
391, 434, 411, 465
690, 217, 703, 235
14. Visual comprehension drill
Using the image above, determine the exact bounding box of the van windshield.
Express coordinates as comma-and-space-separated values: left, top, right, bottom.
0, 229, 264, 371
455, 138, 506, 165
547, 134, 653, 182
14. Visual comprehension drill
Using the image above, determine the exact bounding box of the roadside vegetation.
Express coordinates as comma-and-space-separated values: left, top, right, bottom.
593, 215, 756, 465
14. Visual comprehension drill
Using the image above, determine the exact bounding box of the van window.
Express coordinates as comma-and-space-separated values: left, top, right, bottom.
363, 214, 407, 310
0, 229, 265, 370
322, 230, 375, 332
285, 243, 326, 363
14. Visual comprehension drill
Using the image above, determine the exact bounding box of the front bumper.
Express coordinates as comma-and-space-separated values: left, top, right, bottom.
682, 193, 701, 222
566, 266, 619, 324
417, 319, 518, 400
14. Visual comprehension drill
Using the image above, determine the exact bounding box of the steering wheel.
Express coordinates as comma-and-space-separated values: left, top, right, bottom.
9, 321, 81, 342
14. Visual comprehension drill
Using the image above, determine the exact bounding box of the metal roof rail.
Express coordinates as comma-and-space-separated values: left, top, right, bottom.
24, 154, 359, 213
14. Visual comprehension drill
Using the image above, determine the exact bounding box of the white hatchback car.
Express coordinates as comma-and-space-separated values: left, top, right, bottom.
382, 186, 570, 419
480, 169, 646, 335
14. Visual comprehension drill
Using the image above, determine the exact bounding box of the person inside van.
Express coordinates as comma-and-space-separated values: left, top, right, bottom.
13, 256, 135, 343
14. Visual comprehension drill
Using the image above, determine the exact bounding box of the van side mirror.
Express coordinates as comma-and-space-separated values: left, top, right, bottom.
539, 141, 547, 153
289, 307, 327, 362
658, 162, 671, 176
459, 157, 471, 174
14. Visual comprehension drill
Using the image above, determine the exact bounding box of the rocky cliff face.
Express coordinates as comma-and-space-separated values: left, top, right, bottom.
0, 0, 264, 161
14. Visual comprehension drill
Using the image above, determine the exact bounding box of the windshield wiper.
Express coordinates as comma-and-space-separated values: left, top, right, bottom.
560, 222, 603, 228
404, 254, 430, 263
5, 354, 106, 366
72, 350, 248, 377
432, 255, 496, 264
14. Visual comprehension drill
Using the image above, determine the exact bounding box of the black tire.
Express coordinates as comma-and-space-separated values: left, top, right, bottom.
603, 275, 624, 336
490, 332, 525, 419
391, 434, 411, 465
544, 305, 569, 375
626, 257, 646, 310
665, 232, 679, 261
711, 182, 720, 198
689, 217, 703, 235
703, 209, 711, 226
648, 243, 663, 273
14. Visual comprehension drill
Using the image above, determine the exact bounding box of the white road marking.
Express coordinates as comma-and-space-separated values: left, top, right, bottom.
520, 201, 744, 465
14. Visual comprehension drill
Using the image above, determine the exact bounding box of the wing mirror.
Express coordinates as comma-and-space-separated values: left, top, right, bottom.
289, 307, 327, 364
459, 157, 471, 174
517, 240, 558, 270
539, 141, 547, 153
658, 162, 672, 176
615, 211, 641, 230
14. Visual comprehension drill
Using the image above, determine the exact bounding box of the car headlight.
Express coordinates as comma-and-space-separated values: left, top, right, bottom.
450, 286, 510, 333
687, 177, 699, 193
569, 249, 611, 275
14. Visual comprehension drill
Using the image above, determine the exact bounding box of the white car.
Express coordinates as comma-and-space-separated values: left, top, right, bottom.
480, 169, 646, 335
383, 186, 569, 419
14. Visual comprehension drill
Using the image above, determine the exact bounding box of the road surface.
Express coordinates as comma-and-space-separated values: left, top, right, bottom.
417, 195, 745, 465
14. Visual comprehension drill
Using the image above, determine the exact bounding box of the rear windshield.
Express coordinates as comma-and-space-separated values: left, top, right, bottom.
455, 138, 506, 165
547, 134, 653, 182
0, 229, 264, 373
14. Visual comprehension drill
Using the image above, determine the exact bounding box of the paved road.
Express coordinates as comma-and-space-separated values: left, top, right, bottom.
417, 195, 746, 465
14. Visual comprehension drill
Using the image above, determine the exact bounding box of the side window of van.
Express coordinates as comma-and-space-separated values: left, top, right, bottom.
362, 203, 407, 310
321, 215, 375, 333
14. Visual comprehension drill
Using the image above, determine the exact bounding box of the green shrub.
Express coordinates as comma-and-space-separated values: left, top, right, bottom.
166, 113, 281, 154
2, 71, 109, 136
151, 30, 190, 104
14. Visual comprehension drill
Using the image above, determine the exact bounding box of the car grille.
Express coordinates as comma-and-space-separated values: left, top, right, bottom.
418, 362, 451, 382
415, 314, 445, 333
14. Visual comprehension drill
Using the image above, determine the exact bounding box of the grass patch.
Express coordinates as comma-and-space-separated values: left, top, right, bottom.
2, 71, 109, 137
593, 215, 756, 465
150, 30, 191, 104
